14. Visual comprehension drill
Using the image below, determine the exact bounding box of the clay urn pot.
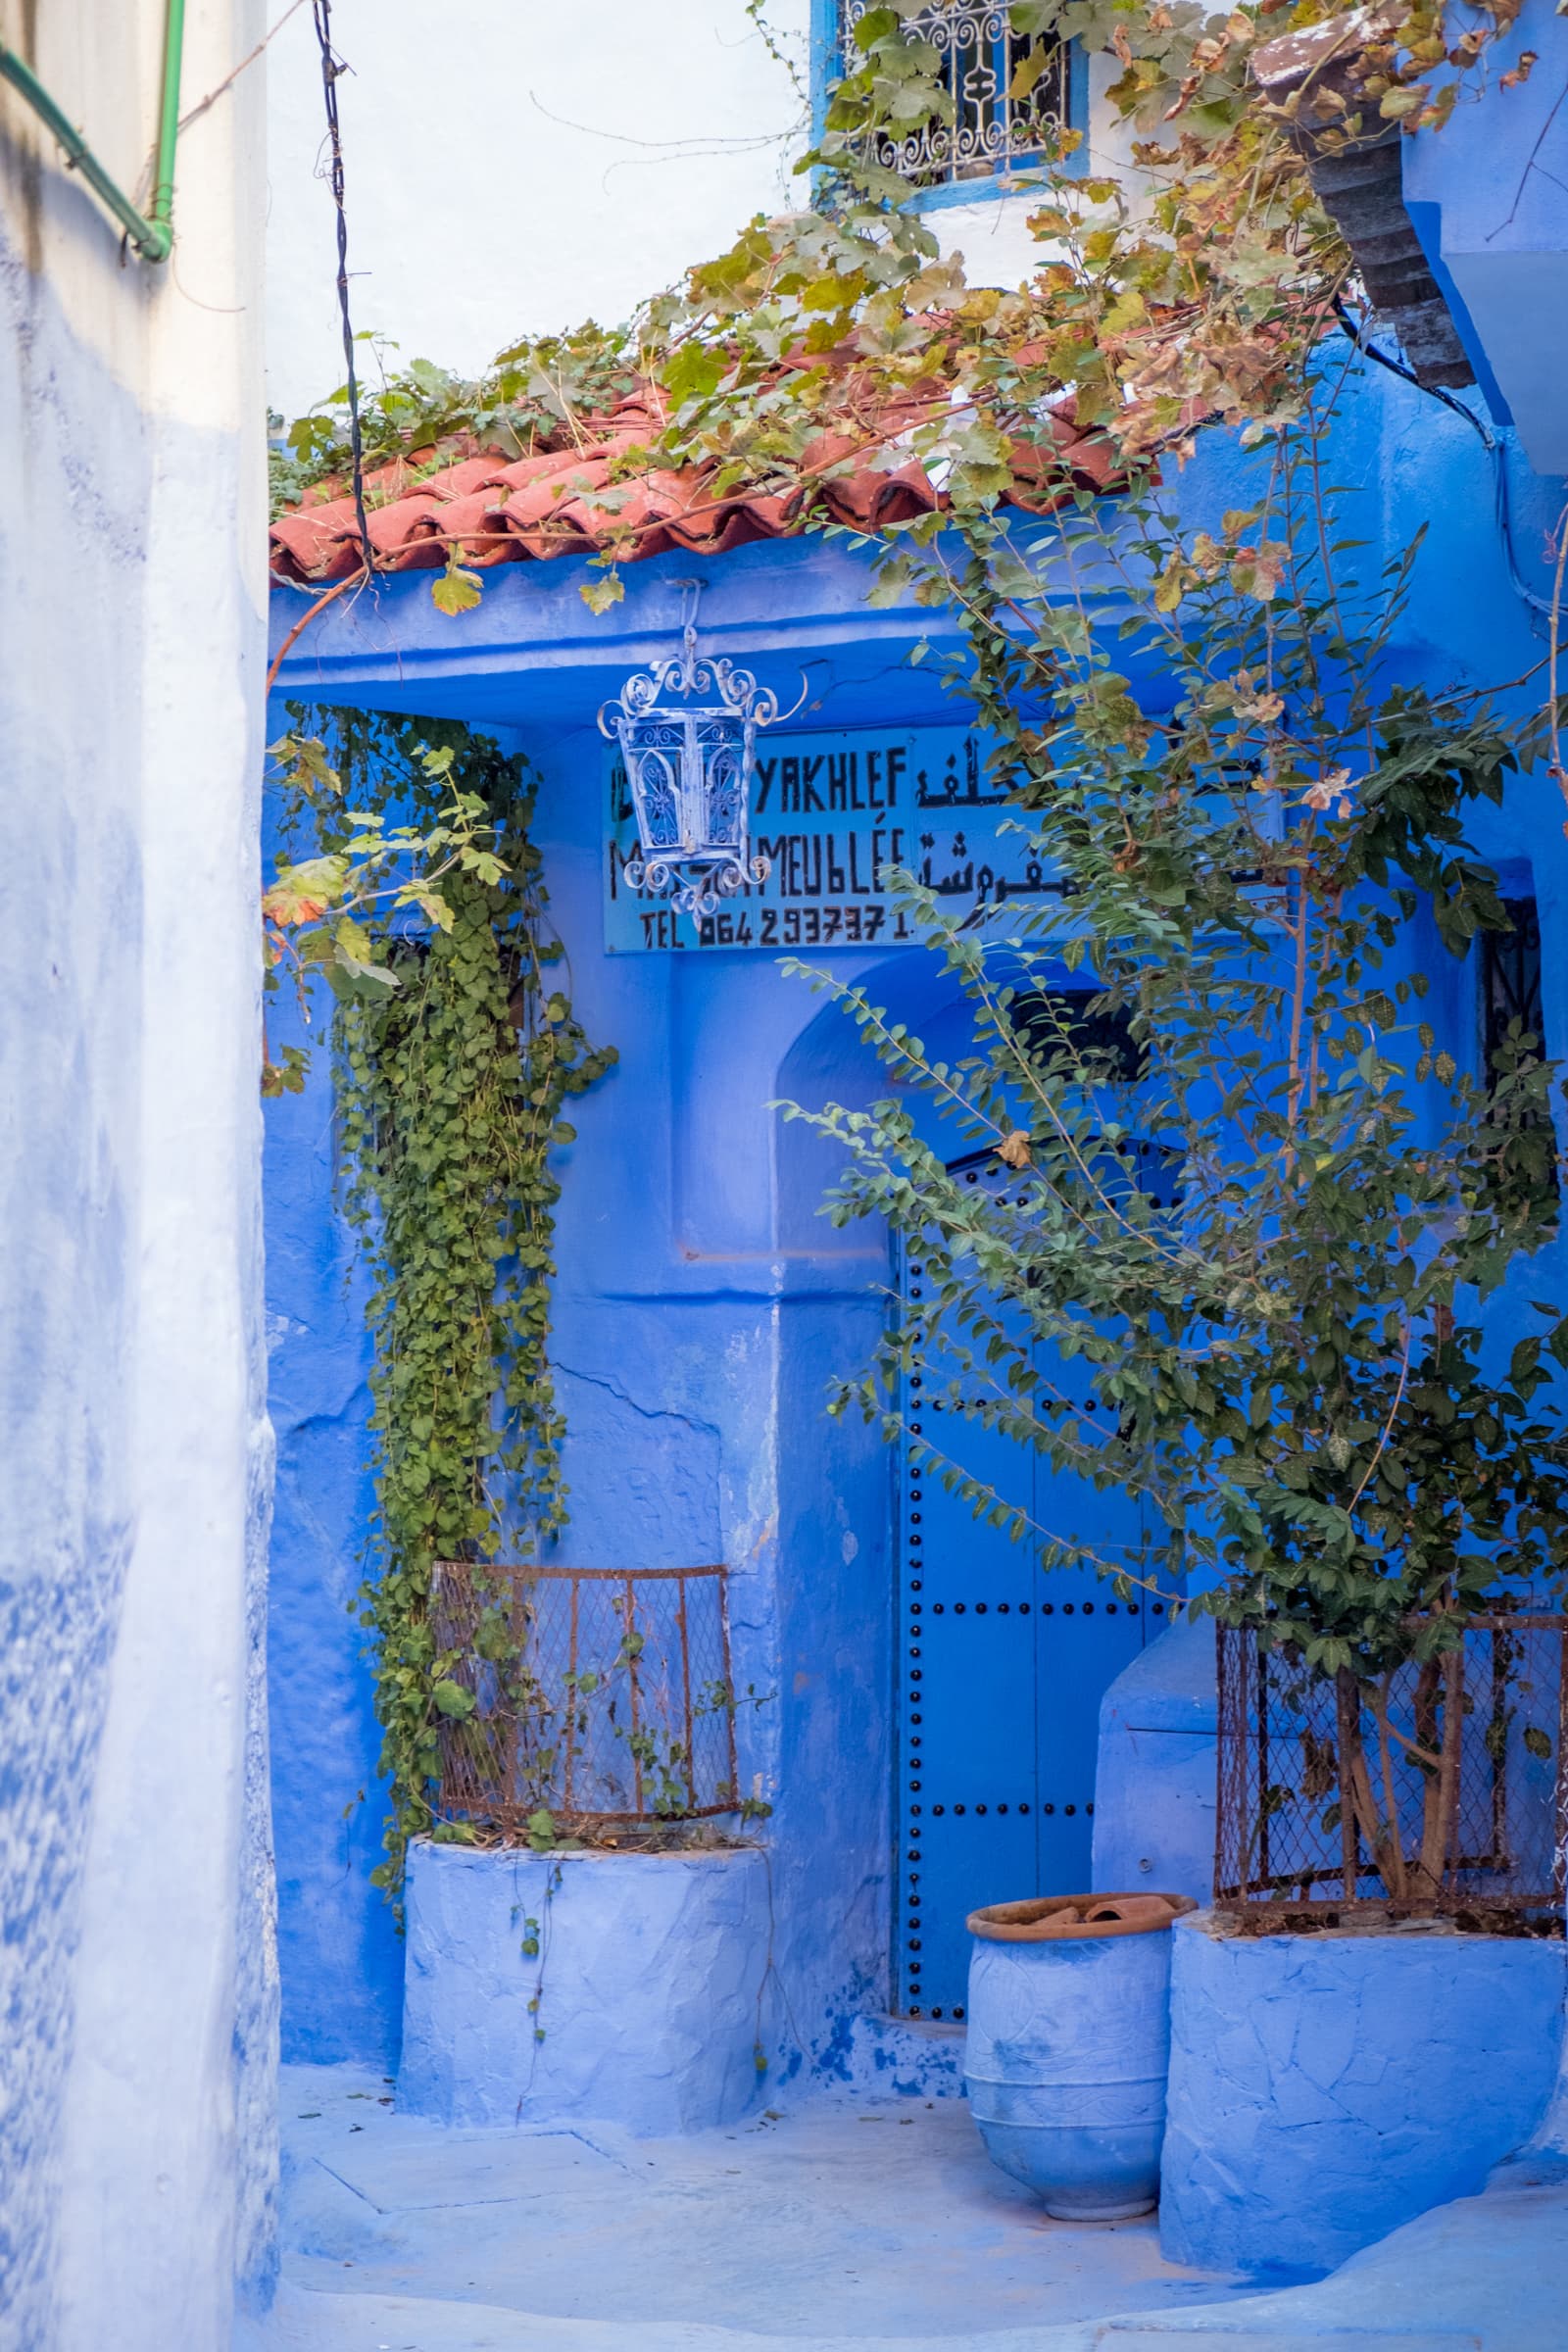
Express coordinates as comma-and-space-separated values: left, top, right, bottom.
963, 1889, 1197, 2219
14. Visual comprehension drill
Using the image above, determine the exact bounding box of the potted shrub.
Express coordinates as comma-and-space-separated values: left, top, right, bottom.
785, 421, 1568, 2254
399, 1560, 774, 2134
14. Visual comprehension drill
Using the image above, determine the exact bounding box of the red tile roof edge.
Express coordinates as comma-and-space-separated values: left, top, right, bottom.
269, 388, 1123, 592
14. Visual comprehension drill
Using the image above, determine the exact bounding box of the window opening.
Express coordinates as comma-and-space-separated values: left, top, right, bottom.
1481, 897, 1544, 1066
1007, 987, 1143, 1081
835, 2, 1072, 191
1479, 894, 1556, 1199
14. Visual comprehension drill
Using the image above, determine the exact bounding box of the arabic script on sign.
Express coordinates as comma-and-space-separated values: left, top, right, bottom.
604, 725, 1054, 953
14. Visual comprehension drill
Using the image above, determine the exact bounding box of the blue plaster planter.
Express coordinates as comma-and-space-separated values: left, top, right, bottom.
963, 1893, 1194, 2219
399, 1839, 770, 2133
1160, 1912, 1568, 2279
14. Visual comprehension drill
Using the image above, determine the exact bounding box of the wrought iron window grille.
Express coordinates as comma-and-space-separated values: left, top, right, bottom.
836, 2, 1072, 191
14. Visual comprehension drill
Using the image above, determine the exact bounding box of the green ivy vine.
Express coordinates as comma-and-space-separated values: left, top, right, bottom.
274, 708, 615, 1897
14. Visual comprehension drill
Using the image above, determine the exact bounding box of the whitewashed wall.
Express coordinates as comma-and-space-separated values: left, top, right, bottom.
0, 2, 274, 2342
264, 0, 814, 418
930, 55, 1155, 283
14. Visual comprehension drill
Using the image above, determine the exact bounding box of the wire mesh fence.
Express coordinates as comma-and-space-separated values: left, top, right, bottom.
1214, 1616, 1568, 1926
430, 1563, 740, 1837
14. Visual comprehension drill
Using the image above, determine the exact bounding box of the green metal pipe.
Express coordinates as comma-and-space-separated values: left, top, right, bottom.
0, 0, 185, 263
146, 0, 185, 257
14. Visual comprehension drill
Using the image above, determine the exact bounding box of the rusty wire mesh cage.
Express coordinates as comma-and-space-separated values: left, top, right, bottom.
429, 1563, 741, 1837
1215, 1616, 1568, 1926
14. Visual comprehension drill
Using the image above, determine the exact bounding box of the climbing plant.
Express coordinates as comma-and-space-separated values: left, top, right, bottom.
784, 438, 1568, 1621
270, 710, 616, 1893
268, 326, 646, 517
262, 723, 508, 1094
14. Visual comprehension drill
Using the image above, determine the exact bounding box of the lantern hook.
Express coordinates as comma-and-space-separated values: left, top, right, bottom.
672, 577, 706, 692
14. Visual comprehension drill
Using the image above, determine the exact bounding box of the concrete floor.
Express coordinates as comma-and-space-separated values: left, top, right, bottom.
242, 2065, 1568, 2352
251, 2061, 1248, 2348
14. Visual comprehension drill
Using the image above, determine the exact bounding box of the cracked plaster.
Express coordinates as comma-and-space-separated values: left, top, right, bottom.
1159, 1914, 1568, 2278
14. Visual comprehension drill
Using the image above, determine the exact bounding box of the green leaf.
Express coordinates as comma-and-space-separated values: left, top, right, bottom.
333, 944, 401, 995
661, 343, 724, 407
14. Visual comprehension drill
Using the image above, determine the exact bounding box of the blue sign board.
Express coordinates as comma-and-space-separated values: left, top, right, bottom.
603, 724, 1054, 953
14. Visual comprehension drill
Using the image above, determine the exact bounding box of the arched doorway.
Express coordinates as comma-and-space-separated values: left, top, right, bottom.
773, 956, 1164, 2029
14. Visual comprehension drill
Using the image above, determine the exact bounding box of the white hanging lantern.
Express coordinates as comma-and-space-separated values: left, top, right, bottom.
599, 580, 777, 921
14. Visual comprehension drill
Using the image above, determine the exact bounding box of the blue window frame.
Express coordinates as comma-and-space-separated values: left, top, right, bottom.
810, 0, 1088, 208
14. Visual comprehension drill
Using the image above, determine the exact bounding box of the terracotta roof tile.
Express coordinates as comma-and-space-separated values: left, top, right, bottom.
269, 382, 1115, 589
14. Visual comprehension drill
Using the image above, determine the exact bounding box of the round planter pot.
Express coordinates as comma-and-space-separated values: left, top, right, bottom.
399, 1838, 769, 2134
1160, 1911, 1568, 2279
963, 1890, 1197, 2219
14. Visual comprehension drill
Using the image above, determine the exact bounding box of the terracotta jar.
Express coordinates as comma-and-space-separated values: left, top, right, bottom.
964, 1890, 1197, 2218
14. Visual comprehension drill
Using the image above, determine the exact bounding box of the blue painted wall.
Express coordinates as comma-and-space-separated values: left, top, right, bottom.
1403, 0, 1568, 473
265, 344, 1568, 2082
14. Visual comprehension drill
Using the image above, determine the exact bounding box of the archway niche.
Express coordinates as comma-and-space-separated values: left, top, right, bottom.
764, 949, 1000, 2051
764, 945, 1152, 2046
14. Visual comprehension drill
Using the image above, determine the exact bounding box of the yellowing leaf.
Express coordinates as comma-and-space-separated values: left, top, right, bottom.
1009, 41, 1053, 101
801, 270, 865, 312
1153, 556, 1193, 612
580, 572, 625, 614
995, 1130, 1033, 1170
409, 886, 456, 931
262, 856, 346, 926
431, 564, 483, 616
1229, 539, 1289, 601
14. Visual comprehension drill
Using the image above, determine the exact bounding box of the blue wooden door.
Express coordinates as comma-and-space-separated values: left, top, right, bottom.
893, 1152, 1163, 2020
